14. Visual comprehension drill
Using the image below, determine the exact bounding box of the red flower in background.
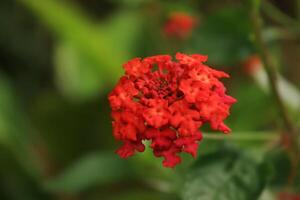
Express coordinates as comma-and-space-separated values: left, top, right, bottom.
278, 192, 300, 200
108, 53, 236, 168
163, 12, 197, 39
242, 55, 262, 75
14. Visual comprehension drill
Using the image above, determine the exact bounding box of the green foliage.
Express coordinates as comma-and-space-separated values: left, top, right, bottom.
30, 93, 113, 165
44, 152, 134, 193
18, 0, 115, 70
228, 79, 276, 131
0, 73, 39, 178
265, 148, 300, 191
54, 10, 143, 100
18, 0, 143, 93
105, 191, 177, 200
190, 6, 254, 65
0, 0, 299, 199
182, 148, 271, 200
54, 42, 106, 101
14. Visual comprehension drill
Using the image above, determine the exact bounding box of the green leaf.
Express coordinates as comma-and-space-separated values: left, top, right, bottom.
16, 0, 118, 82
190, 6, 254, 65
0, 72, 39, 178
265, 148, 300, 190
52, 10, 143, 100
105, 190, 178, 200
110, 0, 150, 7
54, 42, 106, 101
182, 148, 270, 200
44, 152, 134, 193
227, 79, 276, 131
258, 189, 275, 200
18, 0, 143, 99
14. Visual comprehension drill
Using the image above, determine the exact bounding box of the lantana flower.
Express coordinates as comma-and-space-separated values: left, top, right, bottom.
242, 55, 262, 75
163, 12, 197, 39
108, 53, 236, 168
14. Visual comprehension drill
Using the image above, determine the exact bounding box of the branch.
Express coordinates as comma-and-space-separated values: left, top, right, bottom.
250, 1, 299, 185
203, 132, 278, 141
262, 1, 300, 33
251, 4, 297, 140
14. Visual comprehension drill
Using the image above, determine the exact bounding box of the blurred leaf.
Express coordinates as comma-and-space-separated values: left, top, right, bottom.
54, 43, 106, 101
252, 68, 300, 111
44, 152, 134, 193
161, 1, 197, 14
277, 74, 300, 111
0, 72, 39, 177
182, 147, 270, 200
17, 0, 119, 81
258, 189, 275, 200
54, 10, 143, 100
227, 78, 275, 131
0, 150, 44, 200
18, 0, 143, 99
102, 10, 143, 57
105, 190, 179, 200
31, 92, 114, 165
110, 0, 150, 7
0, 0, 50, 72
265, 148, 290, 187
265, 148, 300, 190
190, 6, 254, 65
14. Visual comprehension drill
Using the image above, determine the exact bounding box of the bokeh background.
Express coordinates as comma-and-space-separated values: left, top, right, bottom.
0, 0, 300, 199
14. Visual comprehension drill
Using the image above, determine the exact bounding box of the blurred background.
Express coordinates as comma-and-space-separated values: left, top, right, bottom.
0, 0, 300, 199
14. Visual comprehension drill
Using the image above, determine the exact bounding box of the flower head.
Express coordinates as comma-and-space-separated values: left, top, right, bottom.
278, 192, 300, 200
163, 12, 197, 39
242, 55, 262, 75
108, 53, 236, 167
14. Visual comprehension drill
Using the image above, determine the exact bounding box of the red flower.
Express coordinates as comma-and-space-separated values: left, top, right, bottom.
278, 192, 300, 200
242, 55, 262, 75
163, 12, 197, 39
108, 53, 236, 168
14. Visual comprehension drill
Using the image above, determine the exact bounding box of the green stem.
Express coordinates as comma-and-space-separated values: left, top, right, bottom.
250, 0, 299, 185
298, 0, 300, 21
262, 1, 300, 33
251, 2, 298, 142
203, 132, 277, 141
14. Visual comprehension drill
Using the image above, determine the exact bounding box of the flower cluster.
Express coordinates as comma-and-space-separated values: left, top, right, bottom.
108, 53, 236, 167
242, 55, 262, 75
278, 192, 300, 200
163, 12, 197, 39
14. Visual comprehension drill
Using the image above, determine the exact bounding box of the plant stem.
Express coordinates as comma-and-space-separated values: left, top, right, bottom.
203, 132, 278, 141
262, 1, 300, 33
250, 1, 299, 185
298, 0, 300, 21
251, 3, 298, 143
